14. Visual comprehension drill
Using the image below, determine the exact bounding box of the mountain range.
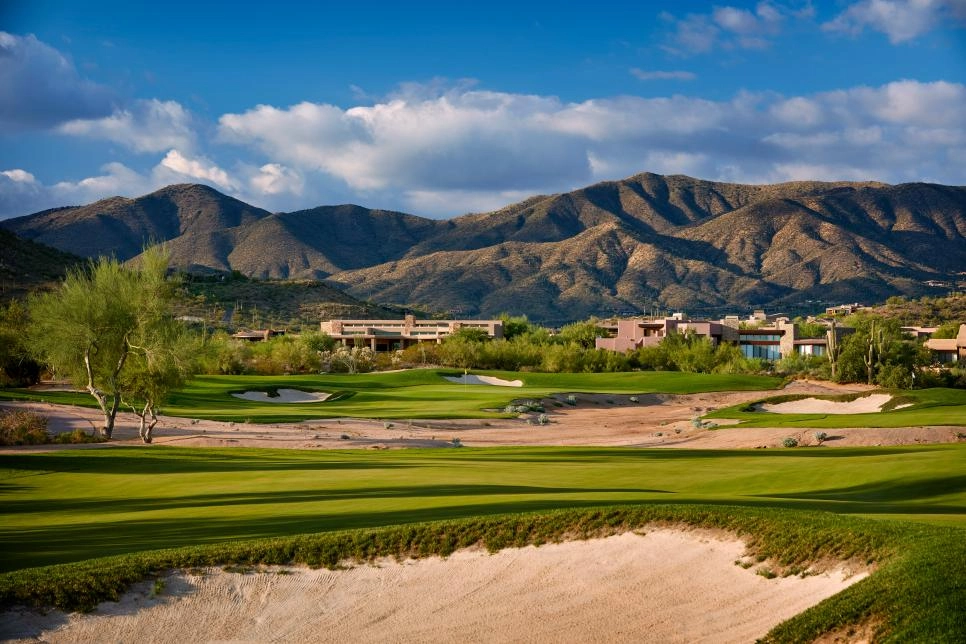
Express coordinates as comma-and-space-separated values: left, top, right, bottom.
3, 173, 964, 323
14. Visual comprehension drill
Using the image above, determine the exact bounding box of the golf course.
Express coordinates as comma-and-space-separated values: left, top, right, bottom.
1, 369, 965, 642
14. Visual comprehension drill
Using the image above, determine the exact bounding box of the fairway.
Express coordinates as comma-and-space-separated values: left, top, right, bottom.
706, 387, 966, 428
1, 444, 964, 573
0, 369, 782, 422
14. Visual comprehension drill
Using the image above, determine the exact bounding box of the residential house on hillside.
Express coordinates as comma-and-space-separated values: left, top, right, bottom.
321, 315, 503, 352
924, 324, 966, 363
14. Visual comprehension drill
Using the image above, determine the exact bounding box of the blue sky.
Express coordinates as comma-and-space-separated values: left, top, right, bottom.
1, 0, 964, 219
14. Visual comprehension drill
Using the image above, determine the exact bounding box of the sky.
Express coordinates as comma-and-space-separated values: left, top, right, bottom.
1, 0, 964, 219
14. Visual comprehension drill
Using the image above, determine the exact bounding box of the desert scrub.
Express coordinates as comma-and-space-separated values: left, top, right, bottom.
782, 437, 799, 448
0, 409, 48, 445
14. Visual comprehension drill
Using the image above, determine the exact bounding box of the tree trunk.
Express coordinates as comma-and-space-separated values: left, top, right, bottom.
138, 402, 158, 444
84, 344, 113, 438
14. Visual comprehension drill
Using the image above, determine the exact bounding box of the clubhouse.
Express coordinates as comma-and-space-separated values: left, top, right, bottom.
321, 315, 503, 352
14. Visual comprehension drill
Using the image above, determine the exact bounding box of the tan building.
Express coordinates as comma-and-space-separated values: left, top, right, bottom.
321, 315, 503, 352
596, 314, 845, 361
924, 324, 966, 363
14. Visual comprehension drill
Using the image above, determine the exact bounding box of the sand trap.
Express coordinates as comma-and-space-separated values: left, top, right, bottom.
231, 389, 330, 403
761, 393, 894, 414
2, 530, 866, 644
444, 374, 523, 387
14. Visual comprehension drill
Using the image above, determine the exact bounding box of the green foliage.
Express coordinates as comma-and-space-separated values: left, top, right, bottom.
499, 314, 534, 340
931, 321, 962, 339
24, 246, 194, 439
781, 437, 799, 448
0, 300, 41, 387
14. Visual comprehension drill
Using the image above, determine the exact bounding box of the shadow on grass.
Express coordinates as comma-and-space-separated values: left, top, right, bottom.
759, 474, 966, 503
0, 484, 671, 515
3, 491, 964, 574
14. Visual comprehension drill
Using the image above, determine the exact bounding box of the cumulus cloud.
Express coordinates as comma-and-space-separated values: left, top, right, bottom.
4, 79, 965, 219
213, 79, 965, 215
0, 162, 155, 219
0, 154, 307, 219
629, 68, 696, 81
0, 31, 115, 130
662, 1, 802, 54
58, 99, 197, 153
823, 0, 966, 43
157, 149, 237, 190
248, 163, 304, 196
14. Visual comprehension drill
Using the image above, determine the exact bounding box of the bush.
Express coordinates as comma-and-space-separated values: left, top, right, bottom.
782, 437, 799, 448
0, 410, 48, 445
537, 413, 550, 425
814, 431, 828, 445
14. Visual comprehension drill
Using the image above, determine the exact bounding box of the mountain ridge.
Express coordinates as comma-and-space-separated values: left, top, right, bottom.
3, 173, 963, 322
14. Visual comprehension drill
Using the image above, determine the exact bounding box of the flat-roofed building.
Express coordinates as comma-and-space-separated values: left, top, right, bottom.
321, 315, 503, 352
925, 324, 966, 363
596, 314, 849, 361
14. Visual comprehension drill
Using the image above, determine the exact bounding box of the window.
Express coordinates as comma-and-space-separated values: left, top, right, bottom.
741, 344, 781, 360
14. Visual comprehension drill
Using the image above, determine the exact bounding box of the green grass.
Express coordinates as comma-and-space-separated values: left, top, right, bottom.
0, 369, 782, 422
0, 505, 962, 643
2, 444, 963, 574
706, 387, 966, 428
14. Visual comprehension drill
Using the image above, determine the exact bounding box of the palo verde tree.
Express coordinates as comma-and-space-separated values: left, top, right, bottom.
118, 248, 195, 443
27, 246, 190, 439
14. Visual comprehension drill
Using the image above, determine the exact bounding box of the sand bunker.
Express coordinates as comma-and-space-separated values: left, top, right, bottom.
444, 374, 523, 387
231, 389, 330, 403
760, 393, 896, 414
2, 530, 866, 644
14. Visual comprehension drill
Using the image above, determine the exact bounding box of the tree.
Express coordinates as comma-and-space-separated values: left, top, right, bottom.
27, 247, 190, 439
119, 248, 194, 443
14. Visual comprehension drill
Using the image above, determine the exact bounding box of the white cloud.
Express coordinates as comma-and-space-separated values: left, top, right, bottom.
663, 1, 797, 54
630, 68, 696, 81
157, 150, 237, 190
0, 31, 115, 130
58, 99, 197, 153
214, 79, 966, 215
4, 79, 965, 220
248, 163, 304, 196
1, 169, 36, 184
823, 0, 965, 43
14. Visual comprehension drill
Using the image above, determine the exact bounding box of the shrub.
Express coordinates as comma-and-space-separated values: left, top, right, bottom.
0, 410, 49, 445
782, 437, 799, 448
537, 413, 550, 425
565, 395, 577, 406
814, 431, 828, 445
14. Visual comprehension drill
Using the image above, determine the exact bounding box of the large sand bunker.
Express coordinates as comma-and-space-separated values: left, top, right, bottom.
760, 393, 900, 414
231, 389, 330, 403
444, 374, 523, 387
2, 530, 866, 644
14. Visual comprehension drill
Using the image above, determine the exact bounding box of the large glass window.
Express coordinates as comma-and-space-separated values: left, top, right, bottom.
741, 344, 781, 360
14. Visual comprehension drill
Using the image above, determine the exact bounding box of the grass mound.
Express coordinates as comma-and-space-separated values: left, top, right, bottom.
0, 505, 962, 643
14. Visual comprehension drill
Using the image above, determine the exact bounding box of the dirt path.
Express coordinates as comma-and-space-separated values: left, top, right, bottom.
0, 530, 867, 644
1, 379, 961, 453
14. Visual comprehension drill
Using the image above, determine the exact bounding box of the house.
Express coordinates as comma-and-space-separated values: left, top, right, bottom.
321, 315, 503, 352
232, 329, 285, 342
596, 313, 852, 361
825, 303, 865, 316
924, 324, 966, 363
